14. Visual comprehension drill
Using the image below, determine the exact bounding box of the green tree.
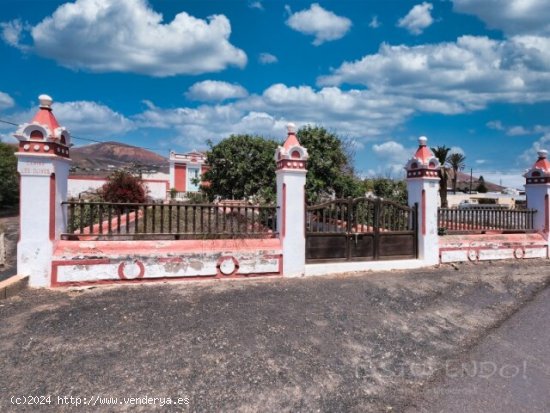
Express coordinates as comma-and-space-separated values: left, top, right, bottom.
431, 146, 451, 207
101, 170, 146, 203
297, 125, 363, 203
202, 127, 364, 204
202, 135, 278, 203
476, 175, 488, 193
364, 178, 407, 204
0, 143, 19, 209
448, 152, 466, 194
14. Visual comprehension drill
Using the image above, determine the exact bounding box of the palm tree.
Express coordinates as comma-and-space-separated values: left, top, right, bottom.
448, 153, 466, 194
431, 146, 451, 207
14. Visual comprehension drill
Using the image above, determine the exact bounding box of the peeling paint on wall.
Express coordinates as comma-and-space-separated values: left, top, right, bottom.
52, 241, 282, 286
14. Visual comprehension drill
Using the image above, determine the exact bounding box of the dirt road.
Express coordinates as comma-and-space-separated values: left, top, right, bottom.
1, 260, 549, 412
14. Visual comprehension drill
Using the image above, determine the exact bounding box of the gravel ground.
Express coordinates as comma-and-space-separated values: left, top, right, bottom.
1, 260, 549, 412
0, 214, 18, 282
405, 284, 550, 413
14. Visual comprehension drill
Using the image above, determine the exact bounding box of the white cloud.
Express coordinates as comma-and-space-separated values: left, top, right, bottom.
371, 140, 413, 177
487, 121, 550, 136
252, 84, 415, 136
134, 83, 424, 150
475, 159, 487, 164
135, 104, 288, 148
369, 16, 381, 29
51, 101, 135, 137
259, 52, 278, 64
0, 91, 15, 110
50, 102, 133, 138
318, 35, 550, 112
452, 0, 550, 36
2, 98, 134, 139
249, 1, 264, 11
372, 141, 410, 163
397, 2, 434, 35
0, 19, 28, 51
185, 80, 248, 102
506, 126, 530, 136
487, 120, 504, 130
285, 3, 352, 46
3, 0, 246, 77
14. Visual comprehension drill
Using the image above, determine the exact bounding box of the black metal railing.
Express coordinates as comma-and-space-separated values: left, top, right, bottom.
306, 197, 417, 233
62, 201, 277, 240
438, 207, 536, 234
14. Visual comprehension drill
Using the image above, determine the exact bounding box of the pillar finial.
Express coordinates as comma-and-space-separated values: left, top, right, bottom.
39, 94, 53, 110
287, 122, 296, 134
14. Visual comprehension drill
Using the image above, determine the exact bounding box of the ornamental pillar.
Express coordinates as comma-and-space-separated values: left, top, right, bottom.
14, 95, 72, 287
405, 136, 440, 265
275, 123, 309, 277
524, 150, 550, 241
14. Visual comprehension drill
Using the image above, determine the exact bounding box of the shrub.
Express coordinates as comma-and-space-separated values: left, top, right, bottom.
100, 171, 146, 203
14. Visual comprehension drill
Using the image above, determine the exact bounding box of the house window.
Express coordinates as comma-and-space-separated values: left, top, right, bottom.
187, 167, 200, 192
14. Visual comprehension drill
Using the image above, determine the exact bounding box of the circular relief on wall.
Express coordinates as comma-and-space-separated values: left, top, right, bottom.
33, 144, 40, 151
44, 145, 50, 152
514, 247, 525, 259
218, 256, 239, 276
23, 144, 30, 151
467, 249, 478, 262
118, 260, 145, 280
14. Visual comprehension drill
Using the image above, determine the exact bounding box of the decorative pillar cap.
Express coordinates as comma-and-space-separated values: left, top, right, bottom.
275, 122, 308, 171
405, 136, 440, 179
13, 93, 71, 158
524, 148, 550, 184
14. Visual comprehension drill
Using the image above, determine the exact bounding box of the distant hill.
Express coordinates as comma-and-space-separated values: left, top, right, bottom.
448, 170, 505, 192
70, 141, 168, 176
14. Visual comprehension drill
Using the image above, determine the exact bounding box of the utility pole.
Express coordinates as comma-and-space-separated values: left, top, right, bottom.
469, 168, 473, 194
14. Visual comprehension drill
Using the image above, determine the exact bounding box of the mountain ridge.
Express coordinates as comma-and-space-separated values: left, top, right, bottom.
70, 141, 168, 175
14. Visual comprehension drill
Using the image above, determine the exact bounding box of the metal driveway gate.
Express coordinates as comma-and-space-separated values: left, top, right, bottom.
306, 197, 418, 263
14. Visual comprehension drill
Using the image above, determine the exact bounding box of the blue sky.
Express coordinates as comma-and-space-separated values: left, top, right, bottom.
1, 0, 549, 188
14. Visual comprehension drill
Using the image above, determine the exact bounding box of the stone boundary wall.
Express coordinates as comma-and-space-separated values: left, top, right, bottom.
439, 233, 548, 263
51, 239, 282, 286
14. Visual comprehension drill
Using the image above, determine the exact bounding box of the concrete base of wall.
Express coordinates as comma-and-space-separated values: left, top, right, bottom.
439, 233, 548, 263
0, 275, 28, 299
52, 239, 283, 287
305, 259, 428, 277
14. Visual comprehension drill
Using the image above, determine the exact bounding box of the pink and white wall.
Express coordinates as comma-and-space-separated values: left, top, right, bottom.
13, 95, 550, 288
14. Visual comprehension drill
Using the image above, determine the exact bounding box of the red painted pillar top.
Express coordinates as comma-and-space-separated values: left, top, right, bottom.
13, 94, 71, 159
405, 136, 439, 179
524, 150, 550, 184
275, 123, 309, 171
